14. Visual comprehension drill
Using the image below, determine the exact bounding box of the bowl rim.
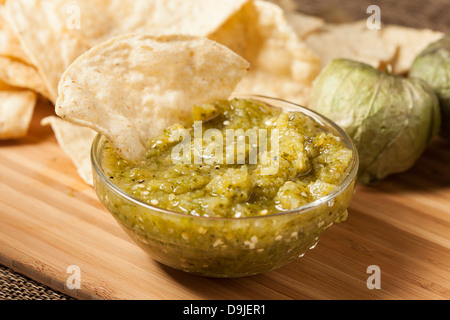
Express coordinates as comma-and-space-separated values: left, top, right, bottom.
90, 94, 359, 220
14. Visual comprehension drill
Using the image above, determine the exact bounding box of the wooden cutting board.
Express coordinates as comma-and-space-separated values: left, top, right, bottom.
0, 98, 449, 300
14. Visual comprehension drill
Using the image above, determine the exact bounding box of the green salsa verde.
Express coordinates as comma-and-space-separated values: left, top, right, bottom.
95, 98, 357, 277
101, 98, 353, 217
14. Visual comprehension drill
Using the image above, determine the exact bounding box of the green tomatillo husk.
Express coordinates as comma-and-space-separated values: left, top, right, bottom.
410, 35, 450, 140
310, 58, 441, 184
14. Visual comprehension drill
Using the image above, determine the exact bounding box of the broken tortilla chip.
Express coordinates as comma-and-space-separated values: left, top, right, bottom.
0, 56, 50, 98
267, 0, 298, 12
56, 34, 249, 161
267, 0, 326, 38
211, 0, 321, 106
0, 5, 52, 98
380, 25, 444, 74
41, 116, 97, 186
0, 7, 33, 65
304, 20, 444, 74
304, 20, 399, 70
0, 80, 36, 140
285, 12, 326, 39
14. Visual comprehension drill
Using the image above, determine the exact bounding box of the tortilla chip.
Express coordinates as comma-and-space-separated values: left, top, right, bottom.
0, 8, 33, 65
267, 0, 298, 12
0, 6, 49, 97
0, 81, 36, 139
304, 20, 444, 74
56, 34, 249, 161
380, 25, 444, 74
285, 12, 326, 39
4, 0, 250, 103
41, 116, 97, 186
234, 72, 313, 106
304, 20, 399, 70
0, 56, 50, 98
210, 0, 321, 106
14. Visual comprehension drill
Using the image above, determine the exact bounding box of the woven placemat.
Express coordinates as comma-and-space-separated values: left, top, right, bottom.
0, 264, 74, 300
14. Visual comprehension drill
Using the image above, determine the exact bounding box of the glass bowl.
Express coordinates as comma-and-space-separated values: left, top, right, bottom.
91, 95, 359, 278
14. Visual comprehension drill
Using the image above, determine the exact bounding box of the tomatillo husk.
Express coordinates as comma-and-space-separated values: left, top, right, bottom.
410, 35, 450, 140
310, 59, 441, 184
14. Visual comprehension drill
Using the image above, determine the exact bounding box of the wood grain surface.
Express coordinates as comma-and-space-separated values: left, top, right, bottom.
0, 99, 449, 300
